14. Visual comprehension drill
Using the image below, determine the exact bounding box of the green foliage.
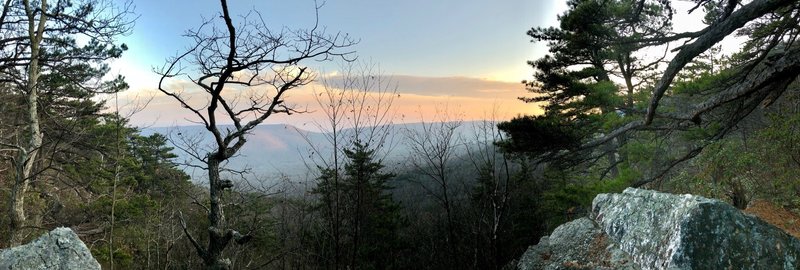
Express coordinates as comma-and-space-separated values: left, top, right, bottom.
312, 141, 405, 269
668, 106, 800, 209
501, 0, 673, 161
495, 2, 674, 254
497, 115, 586, 155
93, 245, 134, 268
44, 115, 197, 268
2, 1, 797, 269
534, 165, 633, 230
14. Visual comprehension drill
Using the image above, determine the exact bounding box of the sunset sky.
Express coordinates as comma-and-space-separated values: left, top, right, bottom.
110, 0, 722, 129
110, 0, 569, 128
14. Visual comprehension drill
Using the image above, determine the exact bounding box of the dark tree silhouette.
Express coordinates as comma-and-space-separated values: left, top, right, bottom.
155, 0, 355, 268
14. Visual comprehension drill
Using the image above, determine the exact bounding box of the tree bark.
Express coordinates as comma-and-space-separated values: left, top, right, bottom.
9, 0, 46, 246
204, 155, 231, 269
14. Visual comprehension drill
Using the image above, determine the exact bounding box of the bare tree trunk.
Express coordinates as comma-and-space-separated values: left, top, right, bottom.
9, 0, 46, 246
9, 155, 33, 245
205, 156, 230, 269
443, 192, 458, 266
350, 180, 363, 269
332, 131, 342, 270
603, 141, 620, 179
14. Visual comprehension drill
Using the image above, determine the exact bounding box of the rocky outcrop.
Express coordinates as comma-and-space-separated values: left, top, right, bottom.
516, 217, 635, 269
517, 188, 800, 270
0, 227, 100, 270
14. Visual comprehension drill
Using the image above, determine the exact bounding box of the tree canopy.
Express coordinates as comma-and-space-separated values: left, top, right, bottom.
501, 0, 800, 186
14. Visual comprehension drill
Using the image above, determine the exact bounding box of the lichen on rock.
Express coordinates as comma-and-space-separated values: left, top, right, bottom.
0, 227, 100, 270
517, 188, 800, 270
517, 217, 635, 270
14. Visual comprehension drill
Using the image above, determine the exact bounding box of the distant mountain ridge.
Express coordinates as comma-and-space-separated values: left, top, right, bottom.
142, 124, 324, 181
142, 121, 495, 183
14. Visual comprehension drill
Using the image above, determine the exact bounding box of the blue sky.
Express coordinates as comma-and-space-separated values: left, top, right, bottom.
119, 0, 564, 81
111, 1, 729, 128
110, 0, 567, 126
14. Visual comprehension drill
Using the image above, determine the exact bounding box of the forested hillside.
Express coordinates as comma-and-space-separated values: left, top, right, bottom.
0, 0, 798, 269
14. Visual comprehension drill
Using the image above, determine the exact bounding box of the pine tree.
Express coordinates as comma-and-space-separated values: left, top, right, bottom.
500, 0, 673, 160
313, 141, 404, 270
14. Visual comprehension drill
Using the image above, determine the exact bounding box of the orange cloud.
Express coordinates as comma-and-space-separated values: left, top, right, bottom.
120, 75, 544, 129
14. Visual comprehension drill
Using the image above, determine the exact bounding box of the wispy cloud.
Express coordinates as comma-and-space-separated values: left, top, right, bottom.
119, 75, 541, 128
321, 74, 525, 98
391, 75, 524, 98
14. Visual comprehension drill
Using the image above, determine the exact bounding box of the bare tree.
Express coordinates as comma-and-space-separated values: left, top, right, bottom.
305, 61, 399, 169
404, 106, 465, 267
155, 0, 354, 268
463, 108, 514, 269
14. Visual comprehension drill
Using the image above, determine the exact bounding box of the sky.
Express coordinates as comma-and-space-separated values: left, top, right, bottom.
108, 0, 734, 129
109, 0, 568, 128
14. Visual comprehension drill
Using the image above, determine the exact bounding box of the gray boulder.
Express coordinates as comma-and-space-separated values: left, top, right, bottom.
517, 217, 635, 270
518, 188, 800, 270
0, 227, 100, 270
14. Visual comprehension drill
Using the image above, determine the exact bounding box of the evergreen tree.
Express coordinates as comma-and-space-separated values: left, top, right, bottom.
313, 141, 404, 270
0, 0, 131, 244
500, 0, 673, 167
